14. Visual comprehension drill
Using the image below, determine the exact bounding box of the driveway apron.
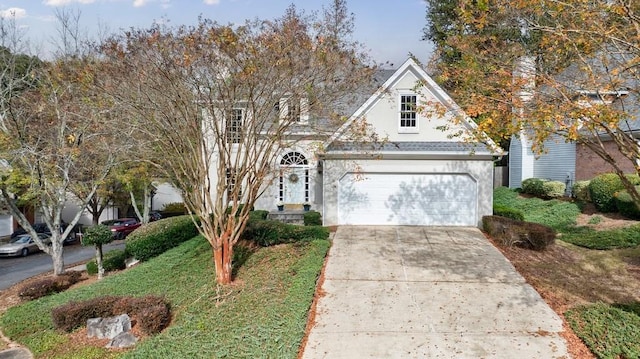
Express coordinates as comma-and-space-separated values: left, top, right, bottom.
302, 226, 569, 359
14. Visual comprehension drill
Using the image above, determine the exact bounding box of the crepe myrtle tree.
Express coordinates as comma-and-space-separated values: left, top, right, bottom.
425, 0, 640, 204
102, 2, 377, 284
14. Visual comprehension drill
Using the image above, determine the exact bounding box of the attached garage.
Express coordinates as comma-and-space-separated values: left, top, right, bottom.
321, 157, 495, 227
337, 172, 477, 226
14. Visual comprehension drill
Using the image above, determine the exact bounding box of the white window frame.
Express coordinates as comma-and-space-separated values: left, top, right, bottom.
278, 95, 309, 124
398, 93, 418, 133
226, 108, 244, 144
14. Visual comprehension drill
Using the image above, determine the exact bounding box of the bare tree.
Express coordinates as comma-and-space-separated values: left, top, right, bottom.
102, 4, 375, 284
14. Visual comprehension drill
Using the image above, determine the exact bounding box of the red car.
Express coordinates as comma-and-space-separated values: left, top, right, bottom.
101, 218, 142, 240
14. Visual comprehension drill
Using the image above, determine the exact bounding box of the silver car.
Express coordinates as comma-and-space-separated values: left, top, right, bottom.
0, 233, 51, 257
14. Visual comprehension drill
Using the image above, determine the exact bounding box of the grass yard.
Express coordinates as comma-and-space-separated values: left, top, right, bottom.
0, 236, 329, 358
492, 187, 640, 358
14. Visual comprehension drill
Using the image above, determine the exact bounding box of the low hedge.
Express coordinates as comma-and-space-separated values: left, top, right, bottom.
51, 295, 170, 335
242, 219, 329, 247
303, 211, 322, 226
614, 187, 640, 219
521, 178, 566, 198
589, 173, 640, 213
483, 215, 556, 251
86, 249, 128, 276
126, 215, 198, 261
572, 180, 591, 202
18, 271, 83, 301
493, 204, 525, 221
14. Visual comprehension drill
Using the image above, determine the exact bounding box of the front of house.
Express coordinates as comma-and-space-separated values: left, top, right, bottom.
153, 59, 501, 228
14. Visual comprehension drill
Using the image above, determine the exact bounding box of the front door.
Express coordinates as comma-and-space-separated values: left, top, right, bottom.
283, 167, 307, 204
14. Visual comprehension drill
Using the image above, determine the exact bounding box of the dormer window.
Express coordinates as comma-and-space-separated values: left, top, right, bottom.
278, 95, 309, 124
399, 94, 418, 133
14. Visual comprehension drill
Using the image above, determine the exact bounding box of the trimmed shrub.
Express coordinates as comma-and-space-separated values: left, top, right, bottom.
493, 204, 525, 221
542, 181, 566, 198
521, 178, 545, 197
81, 224, 113, 246
521, 178, 566, 198
588, 173, 640, 212
572, 180, 591, 201
126, 215, 198, 261
243, 219, 329, 247
483, 215, 556, 251
86, 249, 128, 276
160, 202, 188, 217
614, 187, 640, 219
303, 211, 322, 226
249, 210, 269, 221
18, 271, 82, 301
51, 295, 171, 334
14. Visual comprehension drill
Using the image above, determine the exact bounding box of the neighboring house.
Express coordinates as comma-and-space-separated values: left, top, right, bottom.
509, 51, 640, 189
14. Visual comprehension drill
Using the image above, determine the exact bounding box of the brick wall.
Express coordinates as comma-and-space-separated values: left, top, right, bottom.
575, 141, 636, 180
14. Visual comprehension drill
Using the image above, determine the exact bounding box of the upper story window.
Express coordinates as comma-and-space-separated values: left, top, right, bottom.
399, 94, 418, 132
226, 108, 243, 144
278, 95, 309, 124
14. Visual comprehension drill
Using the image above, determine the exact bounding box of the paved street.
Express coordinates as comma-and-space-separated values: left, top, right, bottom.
0, 241, 125, 291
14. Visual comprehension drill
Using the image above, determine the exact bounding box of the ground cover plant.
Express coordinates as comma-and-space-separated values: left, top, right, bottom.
491, 187, 640, 358
0, 235, 329, 358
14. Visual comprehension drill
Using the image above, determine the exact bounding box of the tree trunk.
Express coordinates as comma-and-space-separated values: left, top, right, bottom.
51, 239, 65, 275
213, 236, 233, 284
96, 244, 104, 280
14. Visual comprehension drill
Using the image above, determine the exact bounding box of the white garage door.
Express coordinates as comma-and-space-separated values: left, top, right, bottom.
338, 173, 477, 226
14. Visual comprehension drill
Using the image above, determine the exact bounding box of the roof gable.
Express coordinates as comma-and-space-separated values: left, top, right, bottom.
325, 58, 501, 154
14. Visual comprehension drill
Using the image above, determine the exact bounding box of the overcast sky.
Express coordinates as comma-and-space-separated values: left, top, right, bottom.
0, 0, 433, 68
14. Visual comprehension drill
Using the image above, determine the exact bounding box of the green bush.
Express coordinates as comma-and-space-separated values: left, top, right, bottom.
542, 181, 566, 198
126, 215, 198, 261
589, 173, 640, 212
572, 180, 591, 201
521, 178, 545, 197
521, 178, 565, 198
493, 204, 525, 221
614, 187, 640, 219
81, 225, 113, 246
243, 219, 329, 247
249, 210, 269, 221
86, 249, 128, 276
160, 202, 188, 217
303, 211, 322, 226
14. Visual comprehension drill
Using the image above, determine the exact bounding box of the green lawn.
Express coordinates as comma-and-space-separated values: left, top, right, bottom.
493, 186, 640, 249
0, 236, 329, 358
493, 187, 640, 358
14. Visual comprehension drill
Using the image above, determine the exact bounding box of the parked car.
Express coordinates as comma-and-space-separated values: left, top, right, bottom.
10, 222, 81, 245
101, 218, 142, 240
0, 233, 51, 257
10, 223, 50, 239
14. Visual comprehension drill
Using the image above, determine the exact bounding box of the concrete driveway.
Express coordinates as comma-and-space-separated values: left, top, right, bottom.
302, 226, 569, 359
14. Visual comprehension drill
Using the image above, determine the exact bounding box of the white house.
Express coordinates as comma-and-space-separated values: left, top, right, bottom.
149, 59, 502, 227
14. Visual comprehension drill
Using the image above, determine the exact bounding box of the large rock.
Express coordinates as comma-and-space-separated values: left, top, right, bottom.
87, 314, 132, 340
107, 332, 137, 348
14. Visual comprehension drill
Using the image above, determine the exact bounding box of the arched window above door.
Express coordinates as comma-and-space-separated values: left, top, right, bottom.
280, 151, 308, 166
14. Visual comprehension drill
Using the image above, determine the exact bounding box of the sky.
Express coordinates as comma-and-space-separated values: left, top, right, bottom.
0, 0, 433, 68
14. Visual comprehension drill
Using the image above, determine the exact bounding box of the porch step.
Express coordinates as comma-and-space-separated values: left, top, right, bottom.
267, 210, 306, 225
